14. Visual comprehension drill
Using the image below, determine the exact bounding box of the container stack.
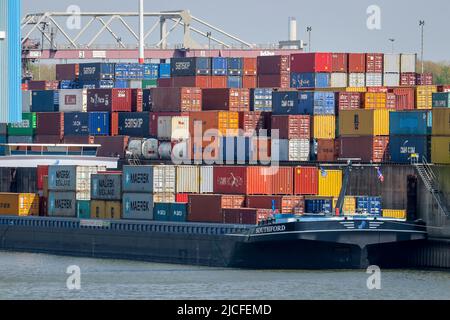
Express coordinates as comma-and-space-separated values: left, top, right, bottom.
122, 165, 155, 220
257, 55, 290, 89
383, 54, 400, 86
431, 93, 450, 164
90, 172, 122, 219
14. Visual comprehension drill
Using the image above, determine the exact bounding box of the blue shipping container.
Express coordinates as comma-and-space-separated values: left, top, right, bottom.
220, 136, 258, 163
171, 57, 211, 76
79, 63, 115, 81
356, 197, 382, 215
143, 64, 159, 80
118, 112, 150, 137
389, 111, 432, 135
80, 80, 114, 89
389, 136, 430, 163
0, 135, 6, 155
142, 89, 152, 112
212, 57, 228, 76
272, 91, 300, 115
305, 199, 333, 214
291, 73, 330, 89
89, 112, 110, 136
159, 63, 171, 79
171, 203, 188, 222
251, 88, 273, 112
298, 92, 335, 115
64, 112, 90, 136
154, 203, 171, 221
31, 91, 59, 112
60, 80, 80, 89
114, 80, 129, 89
227, 58, 243, 76
227, 76, 242, 88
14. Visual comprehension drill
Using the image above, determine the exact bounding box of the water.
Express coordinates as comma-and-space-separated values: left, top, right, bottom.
0, 251, 449, 300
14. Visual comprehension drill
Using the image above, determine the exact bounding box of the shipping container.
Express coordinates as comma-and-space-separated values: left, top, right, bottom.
316, 139, 338, 162
389, 135, 430, 163
27, 80, 59, 91
87, 89, 132, 112
202, 88, 250, 112
176, 166, 200, 193
0, 193, 39, 216
114, 112, 150, 137
390, 111, 431, 135
400, 54, 416, 73
94, 136, 129, 158
416, 85, 437, 109
36, 112, 64, 137
365, 73, 383, 87
7, 112, 36, 136
223, 208, 272, 225
364, 92, 387, 109
188, 194, 245, 223
171, 203, 188, 222
339, 109, 390, 136
250, 88, 273, 112
298, 92, 335, 115
122, 193, 154, 220
79, 63, 115, 81
348, 73, 366, 87
227, 76, 242, 88
153, 203, 171, 221
153, 165, 176, 194
213, 166, 248, 194
366, 53, 384, 73
432, 108, 450, 135
400, 73, 417, 86
91, 173, 122, 200
242, 57, 257, 76
122, 165, 154, 193
171, 57, 211, 76
36, 165, 49, 190
382, 209, 406, 219
348, 54, 366, 73
338, 92, 362, 111
175, 193, 189, 203
58, 89, 87, 112
31, 90, 59, 112
305, 197, 333, 214
90, 200, 105, 219
246, 195, 304, 214
416, 73, 433, 85
272, 139, 310, 162
172, 76, 211, 88
257, 55, 290, 75
293, 167, 318, 195
142, 79, 158, 89
390, 87, 415, 110
338, 136, 390, 163
272, 91, 299, 115
318, 170, 342, 197
87, 112, 109, 136
383, 73, 400, 87
431, 137, 450, 164
271, 166, 294, 195
331, 53, 348, 72
7, 136, 32, 144
356, 196, 382, 215
330, 73, 348, 88
257, 74, 290, 89
62, 112, 89, 137
290, 53, 332, 73
153, 193, 176, 203
432, 92, 450, 108
92, 200, 121, 219
291, 72, 330, 89
152, 87, 202, 112
159, 63, 171, 78
312, 115, 336, 139
227, 58, 243, 76
212, 57, 228, 76
56, 63, 79, 80
271, 115, 310, 139
77, 200, 91, 219
238, 112, 267, 136
384, 54, 400, 73
333, 196, 356, 215
199, 166, 214, 193
211, 76, 227, 88
47, 191, 77, 217
189, 111, 239, 137
22, 91, 32, 112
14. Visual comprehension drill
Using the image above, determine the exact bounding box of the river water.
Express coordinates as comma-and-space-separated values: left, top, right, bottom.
0, 251, 449, 300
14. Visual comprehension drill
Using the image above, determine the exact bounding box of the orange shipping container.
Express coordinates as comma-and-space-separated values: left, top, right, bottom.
364, 92, 387, 109
243, 58, 257, 76
294, 167, 319, 195
247, 167, 273, 195
271, 167, 294, 195
210, 76, 227, 88
242, 76, 257, 89
317, 139, 338, 162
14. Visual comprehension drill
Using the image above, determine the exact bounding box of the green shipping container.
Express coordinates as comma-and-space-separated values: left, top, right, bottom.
77, 200, 91, 219
7, 113, 37, 136
142, 79, 158, 89
432, 93, 450, 108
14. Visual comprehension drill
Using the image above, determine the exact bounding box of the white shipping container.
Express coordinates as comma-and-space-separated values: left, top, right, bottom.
383, 73, 400, 86
48, 191, 77, 217
400, 54, 417, 73
384, 54, 401, 73
330, 73, 348, 88
129, 80, 142, 89
348, 73, 366, 87
22, 91, 32, 113
200, 166, 214, 193
58, 89, 87, 112
272, 139, 309, 162
153, 193, 176, 203
176, 166, 200, 193
171, 116, 190, 140
157, 116, 172, 140
153, 165, 176, 194
365, 73, 383, 87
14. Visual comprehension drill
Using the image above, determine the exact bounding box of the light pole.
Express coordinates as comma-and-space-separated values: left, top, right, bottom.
306, 26, 312, 52
419, 20, 425, 74
206, 32, 212, 56
389, 38, 395, 53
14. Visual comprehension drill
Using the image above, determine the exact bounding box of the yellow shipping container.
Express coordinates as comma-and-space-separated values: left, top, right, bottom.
416, 85, 437, 109
332, 196, 356, 215
318, 170, 342, 197
339, 109, 390, 136
105, 201, 122, 220
90, 200, 106, 219
364, 92, 387, 109
382, 209, 406, 219
346, 87, 367, 93
218, 111, 239, 137
0, 193, 39, 216
432, 108, 450, 136
154, 193, 176, 203
315, 87, 346, 92
313, 115, 336, 139
431, 137, 450, 164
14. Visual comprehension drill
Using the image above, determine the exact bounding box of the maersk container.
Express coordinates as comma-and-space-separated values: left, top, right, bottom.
389, 136, 430, 163
48, 191, 77, 217
389, 111, 431, 135
76, 200, 91, 219
79, 63, 115, 81
171, 57, 211, 76
272, 91, 299, 115
117, 112, 150, 137
356, 196, 381, 215
272, 139, 310, 162
91, 173, 122, 200
291, 73, 330, 88
48, 165, 104, 196
154, 165, 176, 194
89, 112, 110, 136
298, 92, 335, 115
227, 76, 242, 88
122, 165, 154, 193
31, 90, 59, 112
159, 63, 171, 79
212, 57, 228, 76
305, 198, 333, 214
64, 112, 89, 136
171, 203, 188, 222
122, 193, 154, 220
227, 58, 243, 76
154, 203, 171, 221
7, 112, 36, 136
250, 88, 273, 112
200, 166, 214, 193
80, 80, 115, 89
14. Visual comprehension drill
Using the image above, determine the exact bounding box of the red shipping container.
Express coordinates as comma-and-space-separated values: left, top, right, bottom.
94, 136, 129, 158
400, 73, 417, 86
87, 89, 132, 112
338, 136, 390, 163
386, 92, 396, 110
257, 55, 290, 75
202, 88, 250, 112
27, 80, 59, 91
366, 53, 384, 73
157, 78, 172, 87
188, 194, 245, 223
246, 195, 304, 214
294, 167, 318, 195
271, 115, 310, 139
36, 112, 64, 137
390, 87, 415, 110
210, 76, 227, 88
239, 112, 268, 136
56, 64, 79, 80
222, 208, 272, 225
257, 74, 290, 89
176, 194, 189, 203
317, 139, 338, 162
290, 53, 332, 73
367, 87, 388, 93
152, 87, 202, 112
243, 58, 257, 76
337, 92, 362, 111
247, 167, 273, 195
131, 89, 143, 112
36, 165, 49, 190
348, 53, 366, 73
242, 76, 257, 89
172, 76, 211, 88
213, 166, 248, 194
331, 53, 348, 72
272, 167, 294, 195
438, 85, 450, 93
416, 73, 433, 85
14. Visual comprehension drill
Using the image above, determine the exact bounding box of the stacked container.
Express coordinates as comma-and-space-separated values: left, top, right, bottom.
122, 166, 154, 220
383, 54, 400, 86
330, 53, 348, 88
257, 55, 290, 89
91, 172, 122, 219
431, 101, 450, 164
365, 53, 384, 87
348, 53, 366, 87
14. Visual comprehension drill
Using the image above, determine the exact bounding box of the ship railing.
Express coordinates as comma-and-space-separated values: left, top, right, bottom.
0, 144, 101, 157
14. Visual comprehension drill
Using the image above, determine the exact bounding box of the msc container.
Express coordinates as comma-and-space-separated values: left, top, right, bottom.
153, 165, 176, 194
338, 92, 362, 110
389, 136, 430, 163
432, 108, 450, 135
115, 112, 150, 137
272, 139, 309, 162
171, 57, 211, 76
348, 53, 366, 73
416, 85, 437, 109
312, 115, 336, 139
272, 91, 299, 115
348, 73, 366, 87
331, 53, 348, 72
122, 193, 154, 220
257, 74, 290, 89
91, 173, 122, 200
0, 193, 39, 216
36, 112, 64, 137
122, 165, 154, 193
78, 63, 115, 81
356, 196, 382, 215
383, 73, 400, 87
151, 87, 202, 112
330, 73, 348, 88
384, 54, 400, 73
89, 112, 110, 136
365, 73, 383, 87
432, 92, 450, 108
64, 112, 89, 136
202, 88, 250, 112
382, 209, 406, 219
298, 92, 335, 115
390, 111, 431, 135
366, 53, 384, 73
291, 73, 330, 89
338, 136, 390, 163
271, 115, 310, 139
294, 167, 318, 195
257, 55, 290, 75
212, 57, 228, 76
22, 91, 32, 112
31, 90, 59, 112
339, 109, 390, 136
227, 76, 243, 88
176, 166, 200, 193
47, 191, 77, 217
318, 170, 342, 197
227, 58, 243, 76
400, 54, 417, 73
188, 194, 246, 223
7, 112, 37, 136
76, 200, 91, 219
56, 64, 80, 80
87, 89, 132, 112
290, 53, 332, 73
250, 88, 273, 112
200, 166, 214, 193
58, 89, 87, 112
431, 137, 450, 164
305, 197, 333, 214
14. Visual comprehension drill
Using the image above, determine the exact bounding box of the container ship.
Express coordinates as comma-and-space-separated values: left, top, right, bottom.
1, 52, 449, 269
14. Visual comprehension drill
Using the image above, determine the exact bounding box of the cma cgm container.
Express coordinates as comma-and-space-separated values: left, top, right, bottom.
31, 90, 59, 112
272, 91, 299, 115
47, 192, 77, 217
171, 57, 211, 76
271, 115, 310, 139
331, 53, 348, 72
389, 136, 430, 163
122, 193, 154, 220
7, 112, 36, 136
390, 111, 431, 135
58, 89, 87, 112
250, 88, 273, 112
36, 112, 64, 137
188, 194, 246, 223
79, 63, 115, 81
338, 136, 390, 163
151, 87, 202, 112
87, 89, 132, 112
91, 173, 122, 200
122, 166, 154, 193
298, 92, 335, 115
338, 92, 362, 110
290, 53, 332, 73
115, 112, 150, 137
432, 108, 450, 135
227, 58, 243, 76
64, 112, 89, 136
348, 53, 366, 73
212, 57, 228, 76
339, 109, 390, 136
56, 64, 80, 80
202, 88, 250, 112
291, 73, 330, 89
89, 112, 110, 136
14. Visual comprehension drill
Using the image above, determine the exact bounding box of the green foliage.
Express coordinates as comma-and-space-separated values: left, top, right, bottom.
28, 63, 56, 81
419, 60, 450, 85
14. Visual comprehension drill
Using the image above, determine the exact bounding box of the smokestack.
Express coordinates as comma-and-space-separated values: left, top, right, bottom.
289, 17, 297, 42
139, 0, 144, 64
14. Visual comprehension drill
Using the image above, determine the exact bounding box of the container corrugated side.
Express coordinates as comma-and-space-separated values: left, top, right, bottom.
91, 173, 122, 200
176, 166, 200, 193
332, 196, 356, 215
313, 115, 336, 139
122, 165, 154, 193
122, 193, 154, 220
200, 166, 214, 193
318, 170, 342, 197
382, 209, 406, 219
47, 191, 77, 217
432, 108, 450, 135
416, 86, 437, 109
431, 137, 450, 164
153, 165, 176, 194
294, 167, 319, 195
339, 109, 390, 136
0, 193, 39, 216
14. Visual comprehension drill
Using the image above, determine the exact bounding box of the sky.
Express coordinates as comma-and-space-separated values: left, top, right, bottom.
22, 0, 450, 62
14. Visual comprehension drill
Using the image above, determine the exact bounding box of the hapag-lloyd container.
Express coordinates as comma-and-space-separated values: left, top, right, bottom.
390, 111, 431, 135
91, 173, 122, 200
271, 115, 310, 139
202, 88, 250, 112
290, 53, 332, 73
338, 136, 390, 163
122, 193, 154, 220
389, 136, 430, 163
291, 73, 330, 88
366, 53, 384, 73
176, 166, 200, 193
79, 63, 115, 81
330, 73, 348, 87
348, 73, 366, 87
339, 109, 390, 136
348, 54, 366, 73
153, 165, 176, 194
251, 88, 273, 112
56, 63, 80, 80
384, 54, 400, 73
64, 112, 89, 136
432, 108, 450, 135
58, 89, 87, 112
122, 165, 154, 193
331, 53, 348, 72
87, 89, 132, 112
48, 191, 77, 217
188, 194, 246, 223
338, 92, 362, 110
151, 87, 202, 112
257, 74, 290, 89
36, 112, 64, 137
272, 139, 310, 162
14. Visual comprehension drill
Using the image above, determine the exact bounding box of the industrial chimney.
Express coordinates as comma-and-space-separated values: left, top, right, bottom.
288, 17, 297, 42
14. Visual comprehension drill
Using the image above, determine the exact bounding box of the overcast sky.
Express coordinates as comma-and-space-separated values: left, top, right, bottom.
22, 0, 450, 62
